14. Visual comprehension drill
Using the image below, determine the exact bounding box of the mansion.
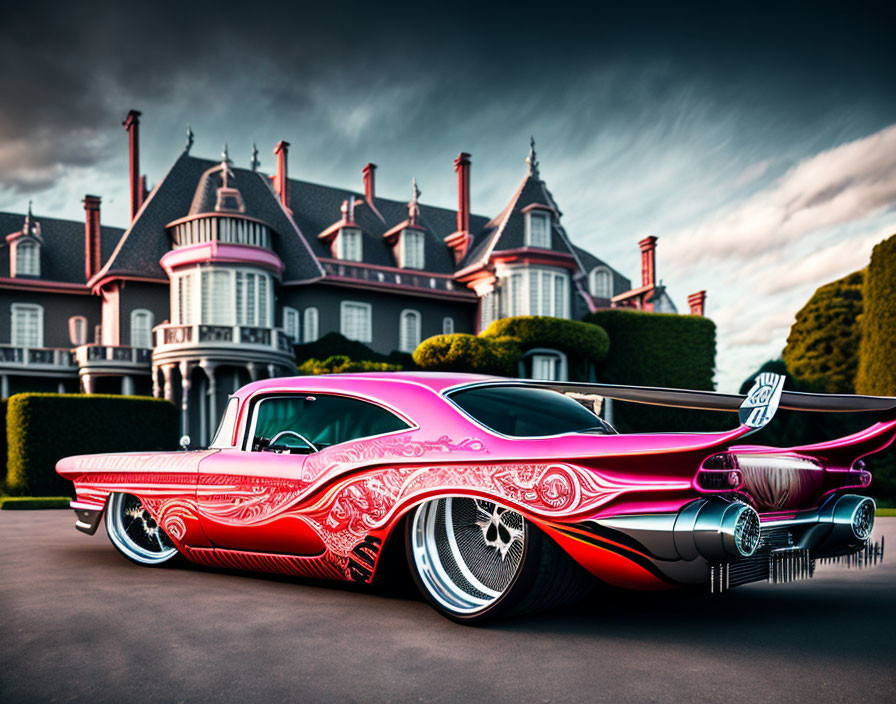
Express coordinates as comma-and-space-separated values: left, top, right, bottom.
0, 110, 705, 445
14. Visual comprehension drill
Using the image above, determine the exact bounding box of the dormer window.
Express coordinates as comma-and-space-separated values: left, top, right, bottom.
589, 266, 613, 298
15, 240, 40, 276
525, 210, 551, 249
400, 230, 425, 269
337, 228, 363, 262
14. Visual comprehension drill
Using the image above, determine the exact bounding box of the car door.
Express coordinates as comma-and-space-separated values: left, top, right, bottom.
196, 390, 411, 556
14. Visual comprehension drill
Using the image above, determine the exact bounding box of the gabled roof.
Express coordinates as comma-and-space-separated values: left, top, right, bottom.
0, 210, 124, 285
286, 178, 490, 275
458, 173, 578, 271
94, 153, 324, 285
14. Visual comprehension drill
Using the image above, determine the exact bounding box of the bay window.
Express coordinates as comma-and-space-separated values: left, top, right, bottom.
501, 267, 569, 318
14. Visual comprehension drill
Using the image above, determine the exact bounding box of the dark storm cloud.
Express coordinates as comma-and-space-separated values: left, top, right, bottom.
0, 0, 893, 193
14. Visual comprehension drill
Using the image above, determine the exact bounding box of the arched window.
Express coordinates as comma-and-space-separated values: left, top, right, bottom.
130, 309, 154, 348
69, 316, 88, 346
442, 316, 454, 335
15, 240, 40, 276
590, 267, 612, 299
303, 307, 319, 342
11, 303, 43, 348
283, 306, 300, 341
399, 309, 421, 352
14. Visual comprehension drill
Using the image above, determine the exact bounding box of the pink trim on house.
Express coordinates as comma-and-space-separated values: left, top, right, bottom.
0, 277, 93, 294
491, 248, 578, 271
520, 203, 558, 216
159, 242, 285, 277
317, 277, 477, 301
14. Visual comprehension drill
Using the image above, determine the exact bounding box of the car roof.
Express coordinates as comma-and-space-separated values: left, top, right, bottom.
232, 371, 502, 402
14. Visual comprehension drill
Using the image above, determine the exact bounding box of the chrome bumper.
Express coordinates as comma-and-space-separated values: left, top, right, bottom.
71, 500, 103, 535
595, 494, 876, 590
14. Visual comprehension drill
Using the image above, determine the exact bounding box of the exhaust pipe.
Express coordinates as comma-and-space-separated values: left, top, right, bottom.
674, 499, 762, 561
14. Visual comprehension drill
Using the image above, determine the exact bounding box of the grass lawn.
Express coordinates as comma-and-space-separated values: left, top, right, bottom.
876, 507, 896, 517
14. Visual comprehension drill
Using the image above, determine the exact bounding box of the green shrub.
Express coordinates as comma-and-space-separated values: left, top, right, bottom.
0, 496, 70, 510
856, 234, 896, 395
5, 393, 178, 497
413, 334, 521, 375
584, 309, 724, 432
297, 355, 402, 375
481, 316, 609, 379
783, 270, 863, 393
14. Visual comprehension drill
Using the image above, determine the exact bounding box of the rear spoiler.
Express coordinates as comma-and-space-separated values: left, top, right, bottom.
462, 373, 896, 432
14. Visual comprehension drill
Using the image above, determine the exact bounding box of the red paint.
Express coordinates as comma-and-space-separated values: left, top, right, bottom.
273, 141, 290, 212
122, 110, 142, 221
444, 152, 472, 264
688, 290, 706, 316
83, 195, 102, 281
639, 235, 657, 288
362, 162, 376, 202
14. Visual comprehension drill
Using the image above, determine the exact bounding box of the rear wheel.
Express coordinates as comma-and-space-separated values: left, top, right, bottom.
406, 497, 592, 622
105, 492, 180, 566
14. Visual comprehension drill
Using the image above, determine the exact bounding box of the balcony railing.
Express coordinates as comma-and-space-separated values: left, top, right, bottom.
75, 345, 152, 368
154, 324, 294, 355
0, 345, 77, 369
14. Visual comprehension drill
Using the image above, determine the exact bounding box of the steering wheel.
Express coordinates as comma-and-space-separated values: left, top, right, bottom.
268, 430, 318, 452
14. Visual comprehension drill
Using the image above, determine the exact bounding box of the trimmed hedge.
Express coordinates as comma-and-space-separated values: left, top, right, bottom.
297, 355, 402, 375
294, 331, 414, 369
413, 334, 521, 375
481, 316, 609, 379
5, 393, 179, 497
856, 234, 896, 395
584, 309, 726, 432
0, 496, 71, 510
783, 270, 863, 393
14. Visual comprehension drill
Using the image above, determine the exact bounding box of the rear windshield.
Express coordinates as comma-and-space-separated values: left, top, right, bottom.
448, 385, 615, 437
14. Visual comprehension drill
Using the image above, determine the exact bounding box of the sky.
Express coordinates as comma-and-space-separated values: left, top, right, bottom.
1, 0, 894, 391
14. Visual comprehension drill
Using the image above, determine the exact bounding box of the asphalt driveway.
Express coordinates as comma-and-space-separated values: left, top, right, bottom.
1, 510, 894, 703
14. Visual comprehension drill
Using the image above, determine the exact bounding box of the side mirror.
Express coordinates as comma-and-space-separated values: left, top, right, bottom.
179, 435, 191, 451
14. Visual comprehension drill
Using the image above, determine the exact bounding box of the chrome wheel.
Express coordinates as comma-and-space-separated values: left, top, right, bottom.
409, 497, 527, 616
105, 493, 179, 566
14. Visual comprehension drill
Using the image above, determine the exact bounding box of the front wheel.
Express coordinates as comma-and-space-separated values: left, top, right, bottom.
406, 497, 593, 623
105, 492, 180, 566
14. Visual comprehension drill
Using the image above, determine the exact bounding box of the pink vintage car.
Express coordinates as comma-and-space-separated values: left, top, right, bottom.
56, 371, 892, 622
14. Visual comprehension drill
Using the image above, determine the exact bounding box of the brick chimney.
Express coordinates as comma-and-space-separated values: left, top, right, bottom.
83, 195, 102, 281
445, 152, 472, 264
688, 290, 707, 316
122, 110, 142, 221
362, 163, 376, 202
274, 141, 290, 212
639, 236, 657, 288
455, 152, 471, 234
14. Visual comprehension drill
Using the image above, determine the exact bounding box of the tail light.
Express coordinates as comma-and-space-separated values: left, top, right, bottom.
696, 453, 743, 491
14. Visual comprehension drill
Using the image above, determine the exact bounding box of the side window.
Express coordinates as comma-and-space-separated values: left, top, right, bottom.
210, 397, 240, 448
247, 394, 411, 453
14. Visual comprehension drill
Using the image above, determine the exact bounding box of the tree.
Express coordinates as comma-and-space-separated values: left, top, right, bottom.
782, 270, 863, 393
856, 234, 896, 395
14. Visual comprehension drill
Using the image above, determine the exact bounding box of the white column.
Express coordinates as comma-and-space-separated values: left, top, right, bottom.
162, 364, 175, 402
1, 374, 8, 400
152, 365, 161, 398
122, 375, 135, 396
82, 374, 96, 395
267, 363, 276, 379
179, 361, 192, 437
247, 362, 258, 382
57, 381, 66, 394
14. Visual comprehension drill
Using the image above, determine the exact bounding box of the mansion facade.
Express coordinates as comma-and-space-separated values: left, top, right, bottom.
0, 111, 705, 445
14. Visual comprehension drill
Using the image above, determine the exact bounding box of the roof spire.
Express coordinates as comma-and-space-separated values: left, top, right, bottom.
526, 135, 539, 178
23, 200, 39, 237
408, 177, 421, 225
220, 144, 234, 188
250, 143, 260, 171
185, 124, 194, 153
